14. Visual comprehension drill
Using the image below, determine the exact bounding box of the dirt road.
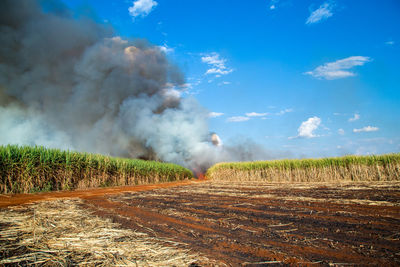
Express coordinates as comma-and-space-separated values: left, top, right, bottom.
0, 180, 200, 208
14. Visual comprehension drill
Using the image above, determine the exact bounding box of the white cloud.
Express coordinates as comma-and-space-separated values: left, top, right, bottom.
227, 116, 250, 122
348, 113, 360, 122
180, 83, 193, 90
201, 53, 225, 68
129, 0, 158, 19
246, 112, 269, 117
269, 0, 279, 10
276, 108, 293, 115
209, 112, 224, 118
306, 1, 335, 24
305, 56, 371, 80
385, 41, 395, 46
218, 81, 231, 86
296, 116, 321, 138
206, 68, 233, 75
157, 44, 174, 54
338, 128, 345, 135
181, 78, 202, 96
201, 52, 233, 77
353, 126, 379, 133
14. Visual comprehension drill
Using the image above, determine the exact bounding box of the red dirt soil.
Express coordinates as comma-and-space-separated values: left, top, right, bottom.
82, 181, 400, 266
2, 180, 400, 266
0, 180, 202, 208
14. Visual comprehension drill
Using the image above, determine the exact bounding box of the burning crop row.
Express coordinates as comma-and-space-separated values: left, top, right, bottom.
0, 145, 193, 194
206, 154, 400, 182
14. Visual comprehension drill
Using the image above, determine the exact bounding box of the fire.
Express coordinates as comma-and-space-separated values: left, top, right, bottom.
193, 167, 206, 180
197, 173, 206, 180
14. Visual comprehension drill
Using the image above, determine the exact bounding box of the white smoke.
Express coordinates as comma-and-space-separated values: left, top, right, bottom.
0, 0, 279, 171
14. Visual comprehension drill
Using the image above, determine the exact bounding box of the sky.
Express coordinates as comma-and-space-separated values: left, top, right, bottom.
60, 0, 400, 159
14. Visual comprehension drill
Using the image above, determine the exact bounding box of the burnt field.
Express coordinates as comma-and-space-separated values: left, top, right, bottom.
83, 181, 400, 266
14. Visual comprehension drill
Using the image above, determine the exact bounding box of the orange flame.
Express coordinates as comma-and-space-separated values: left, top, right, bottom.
193, 168, 206, 180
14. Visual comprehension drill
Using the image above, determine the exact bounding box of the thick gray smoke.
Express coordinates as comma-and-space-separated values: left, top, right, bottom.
0, 0, 276, 171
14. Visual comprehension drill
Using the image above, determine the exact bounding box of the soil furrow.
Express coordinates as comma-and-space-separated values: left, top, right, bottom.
82, 181, 400, 266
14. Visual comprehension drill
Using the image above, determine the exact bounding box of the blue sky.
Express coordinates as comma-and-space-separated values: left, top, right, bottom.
61, 0, 400, 158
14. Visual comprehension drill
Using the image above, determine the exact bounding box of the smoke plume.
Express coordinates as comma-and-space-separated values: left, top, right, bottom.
0, 0, 276, 171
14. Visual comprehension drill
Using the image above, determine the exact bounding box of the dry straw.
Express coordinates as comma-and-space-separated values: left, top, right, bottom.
0, 199, 208, 266
206, 154, 400, 182
0, 145, 193, 194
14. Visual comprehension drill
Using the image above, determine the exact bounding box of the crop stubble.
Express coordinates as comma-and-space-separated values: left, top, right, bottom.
83, 181, 400, 266
1, 180, 399, 266
0, 198, 212, 266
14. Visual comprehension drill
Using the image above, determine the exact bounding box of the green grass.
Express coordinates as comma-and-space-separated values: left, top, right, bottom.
0, 145, 193, 194
206, 154, 400, 182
